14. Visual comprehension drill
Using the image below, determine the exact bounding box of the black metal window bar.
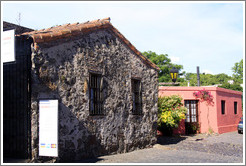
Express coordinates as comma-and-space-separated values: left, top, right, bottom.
132, 79, 142, 115
89, 73, 103, 115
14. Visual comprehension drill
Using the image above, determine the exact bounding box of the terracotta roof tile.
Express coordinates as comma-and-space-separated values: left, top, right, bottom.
21, 17, 159, 71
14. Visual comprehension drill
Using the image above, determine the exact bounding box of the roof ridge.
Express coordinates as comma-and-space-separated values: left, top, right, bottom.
20, 17, 111, 35
20, 17, 159, 71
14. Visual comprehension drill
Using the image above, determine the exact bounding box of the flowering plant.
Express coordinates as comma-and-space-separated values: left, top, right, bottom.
158, 95, 187, 128
193, 89, 214, 134
193, 89, 214, 105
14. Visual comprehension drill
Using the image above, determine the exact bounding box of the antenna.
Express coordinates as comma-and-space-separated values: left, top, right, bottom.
16, 12, 21, 25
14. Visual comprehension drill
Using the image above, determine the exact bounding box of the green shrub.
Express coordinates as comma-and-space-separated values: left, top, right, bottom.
158, 95, 187, 129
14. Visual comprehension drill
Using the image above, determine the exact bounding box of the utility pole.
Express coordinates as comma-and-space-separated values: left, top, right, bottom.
197, 66, 200, 86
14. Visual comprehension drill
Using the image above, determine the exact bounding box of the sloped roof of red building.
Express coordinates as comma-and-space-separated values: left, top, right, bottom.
21, 17, 160, 71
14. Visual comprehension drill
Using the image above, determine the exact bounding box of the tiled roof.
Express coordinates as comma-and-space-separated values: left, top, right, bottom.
21, 17, 160, 71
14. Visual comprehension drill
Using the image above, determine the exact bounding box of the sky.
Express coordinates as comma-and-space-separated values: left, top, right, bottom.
2, 1, 244, 76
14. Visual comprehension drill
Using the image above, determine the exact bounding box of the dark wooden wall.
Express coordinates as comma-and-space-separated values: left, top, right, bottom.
3, 36, 33, 159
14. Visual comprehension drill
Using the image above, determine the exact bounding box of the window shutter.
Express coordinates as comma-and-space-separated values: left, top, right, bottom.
100, 77, 104, 114
139, 81, 142, 114
84, 77, 89, 94
131, 79, 135, 113
139, 81, 142, 95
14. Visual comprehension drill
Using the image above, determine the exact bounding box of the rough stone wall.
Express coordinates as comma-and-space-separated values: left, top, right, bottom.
30, 29, 158, 162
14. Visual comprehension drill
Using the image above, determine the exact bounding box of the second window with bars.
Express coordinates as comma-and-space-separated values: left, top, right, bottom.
89, 73, 103, 115
132, 79, 142, 115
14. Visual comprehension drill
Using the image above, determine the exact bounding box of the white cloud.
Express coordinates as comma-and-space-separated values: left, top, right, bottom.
202, 69, 214, 75
170, 56, 180, 64
3, 2, 243, 76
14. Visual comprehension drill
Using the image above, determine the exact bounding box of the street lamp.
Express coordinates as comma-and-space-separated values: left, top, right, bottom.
170, 67, 179, 83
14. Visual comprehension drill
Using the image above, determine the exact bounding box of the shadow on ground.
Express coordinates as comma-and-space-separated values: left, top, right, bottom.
69, 158, 104, 163
157, 134, 200, 145
3, 158, 31, 163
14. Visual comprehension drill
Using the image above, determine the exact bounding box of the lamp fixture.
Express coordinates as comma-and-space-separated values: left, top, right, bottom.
170, 67, 179, 83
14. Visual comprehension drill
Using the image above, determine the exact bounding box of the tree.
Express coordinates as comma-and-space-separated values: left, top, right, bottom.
218, 83, 243, 92
142, 51, 185, 83
231, 59, 244, 110
218, 59, 243, 92
232, 59, 243, 84
143, 51, 243, 92
181, 72, 239, 89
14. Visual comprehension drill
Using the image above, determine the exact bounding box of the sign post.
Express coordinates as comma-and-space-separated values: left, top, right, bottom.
39, 99, 58, 157
2, 29, 15, 63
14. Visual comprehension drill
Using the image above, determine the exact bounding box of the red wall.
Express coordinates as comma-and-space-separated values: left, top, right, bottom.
216, 88, 242, 133
159, 86, 242, 134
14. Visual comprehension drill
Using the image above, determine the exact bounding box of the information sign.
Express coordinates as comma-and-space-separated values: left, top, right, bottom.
2, 29, 15, 63
39, 99, 58, 157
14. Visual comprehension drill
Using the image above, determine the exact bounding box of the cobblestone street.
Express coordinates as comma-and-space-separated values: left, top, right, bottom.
81, 131, 244, 163
3, 131, 244, 164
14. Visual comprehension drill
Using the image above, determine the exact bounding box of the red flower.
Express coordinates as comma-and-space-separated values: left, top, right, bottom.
193, 89, 214, 105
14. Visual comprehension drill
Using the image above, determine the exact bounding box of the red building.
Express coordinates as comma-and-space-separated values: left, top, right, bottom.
159, 86, 242, 134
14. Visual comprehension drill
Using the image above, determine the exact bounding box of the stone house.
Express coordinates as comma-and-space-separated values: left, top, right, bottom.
159, 86, 242, 135
4, 17, 159, 162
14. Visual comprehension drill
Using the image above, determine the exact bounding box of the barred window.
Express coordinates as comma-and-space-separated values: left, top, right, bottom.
184, 100, 198, 123
89, 73, 103, 115
132, 79, 142, 115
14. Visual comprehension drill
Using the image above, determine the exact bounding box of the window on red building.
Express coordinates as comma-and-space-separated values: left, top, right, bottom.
185, 100, 198, 123
221, 100, 225, 115
234, 102, 237, 114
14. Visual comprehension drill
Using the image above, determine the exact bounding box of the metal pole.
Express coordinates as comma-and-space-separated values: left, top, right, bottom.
197, 66, 200, 86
